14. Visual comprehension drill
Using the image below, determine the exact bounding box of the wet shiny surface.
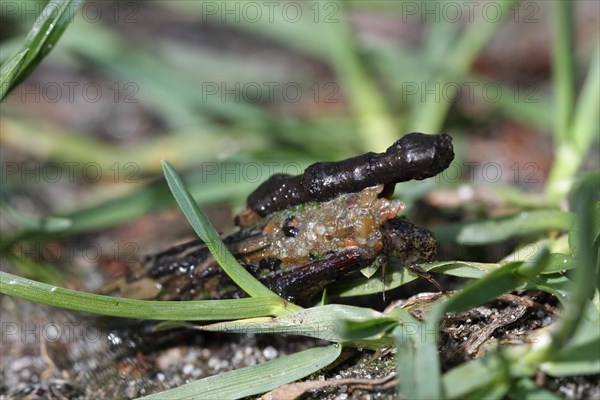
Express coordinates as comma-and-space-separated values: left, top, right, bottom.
246, 133, 454, 217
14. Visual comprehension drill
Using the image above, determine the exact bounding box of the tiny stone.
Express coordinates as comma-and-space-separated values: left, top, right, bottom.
263, 346, 278, 360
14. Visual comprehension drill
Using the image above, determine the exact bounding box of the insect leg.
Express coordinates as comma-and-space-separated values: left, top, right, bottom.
405, 264, 445, 293
376, 254, 389, 304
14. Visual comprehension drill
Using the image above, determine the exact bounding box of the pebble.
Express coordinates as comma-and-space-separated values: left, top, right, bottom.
263, 346, 278, 360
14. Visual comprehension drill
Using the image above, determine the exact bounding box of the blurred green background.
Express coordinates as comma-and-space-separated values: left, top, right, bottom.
0, 0, 598, 276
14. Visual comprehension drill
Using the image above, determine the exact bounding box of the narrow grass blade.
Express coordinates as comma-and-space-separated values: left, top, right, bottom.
546, 41, 599, 202
0, 201, 72, 232
433, 210, 572, 244
522, 274, 571, 302
0, 272, 289, 320
510, 378, 563, 400
340, 318, 398, 342
161, 161, 299, 310
398, 249, 550, 398
440, 301, 599, 398
139, 345, 342, 399
500, 239, 575, 273
8, 0, 82, 89
441, 255, 546, 315
442, 346, 529, 399
541, 334, 600, 376
0, 49, 28, 100
334, 252, 571, 299
411, 0, 517, 132
393, 311, 442, 399
333, 260, 500, 297
546, 176, 599, 353
200, 304, 394, 345
550, 1, 575, 143
5, 161, 279, 240
2, 254, 62, 285
168, 2, 328, 60
321, 1, 396, 151
436, 185, 598, 396
570, 42, 599, 155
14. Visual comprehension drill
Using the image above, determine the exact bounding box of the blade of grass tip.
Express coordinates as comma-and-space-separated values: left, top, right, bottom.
0, 272, 287, 320
161, 160, 302, 312
439, 260, 538, 316
0, 49, 28, 100
139, 345, 341, 400
0, 37, 24, 64
10, 0, 82, 89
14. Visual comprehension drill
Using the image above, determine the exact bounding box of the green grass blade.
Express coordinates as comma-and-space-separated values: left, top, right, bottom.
200, 305, 393, 345
334, 253, 572, 298
8, 0, 82, 90
0, 271, 288, 320
393, 311, 442, 399
167, 2, 327, 60
571, 42, 600, 155
433, 210, 572, 244
442, 251, 548, 315
411, 0, 517, 132
3, 255, 62, 285
545, 38, 599, 202
139, 345, 342, 399
541, 334, 600, 376
322, 1, 396, 151
0, 201, 72, 233
550, 1, 575, 143
0, 49, 28, 100
330, 241, 570, 298
546, 176, 599, 353
399, 250, 551, 398
161, 160, 298, 309
510, 378, 564, 400
442, 347, 529, 399
5, 161, 284, 240
332, 260, 500, 297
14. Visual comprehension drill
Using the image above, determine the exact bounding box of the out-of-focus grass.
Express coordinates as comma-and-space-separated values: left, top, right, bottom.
1, 1, 599, 399
544, 2, 600, 202
1, 0, 83, 90
2, 0, 571, 239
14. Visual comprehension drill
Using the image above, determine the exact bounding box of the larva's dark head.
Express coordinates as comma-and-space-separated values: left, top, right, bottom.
381, 216, 437, 265
386, 132, 454, 181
